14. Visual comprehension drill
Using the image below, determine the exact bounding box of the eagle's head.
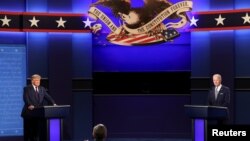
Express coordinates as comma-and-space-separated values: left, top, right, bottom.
119, 11, 140, 26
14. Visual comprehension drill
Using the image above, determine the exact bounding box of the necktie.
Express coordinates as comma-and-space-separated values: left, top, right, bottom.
35, 87, 39, 100
215, 87, 219, 100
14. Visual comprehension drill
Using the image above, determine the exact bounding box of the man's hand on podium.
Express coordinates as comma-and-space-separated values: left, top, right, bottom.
53, 104, 57, 106
28, 105, 35, 110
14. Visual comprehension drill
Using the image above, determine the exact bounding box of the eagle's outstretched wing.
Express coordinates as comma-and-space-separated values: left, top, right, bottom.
143, 0, 173, 15
91, 0, 131, 17
143, 0, 190, 21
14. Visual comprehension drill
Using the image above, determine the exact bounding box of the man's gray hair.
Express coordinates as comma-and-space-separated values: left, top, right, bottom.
213, 74, 222, 80
31, 74, 41, 80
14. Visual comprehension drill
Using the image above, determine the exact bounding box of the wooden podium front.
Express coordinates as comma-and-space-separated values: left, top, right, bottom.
30, 105, 70, 141
184, 105, 228, 141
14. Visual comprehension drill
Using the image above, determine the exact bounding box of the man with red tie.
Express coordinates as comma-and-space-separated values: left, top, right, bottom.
21, 74, 56, 141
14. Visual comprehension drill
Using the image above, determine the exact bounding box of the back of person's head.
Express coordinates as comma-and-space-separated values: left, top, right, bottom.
92, 123, 107, 141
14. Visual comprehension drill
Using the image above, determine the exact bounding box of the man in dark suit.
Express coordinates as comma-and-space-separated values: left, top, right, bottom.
208, 74, 230, 107
21, 74, 56, 141
208, 74, 230, 125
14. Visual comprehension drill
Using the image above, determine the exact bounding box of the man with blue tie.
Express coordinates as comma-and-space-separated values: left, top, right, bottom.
208, 74, 230, 125
208, 74, 230, 107
21, 74, 56, 141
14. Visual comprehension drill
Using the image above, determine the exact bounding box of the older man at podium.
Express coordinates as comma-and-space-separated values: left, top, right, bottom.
208, 74, 230, 108
208, 73, 230, 124
21, 74, 56, 141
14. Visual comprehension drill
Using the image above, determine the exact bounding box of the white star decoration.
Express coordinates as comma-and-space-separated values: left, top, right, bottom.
56, 17, 67, 28
29, 16, 40, 27
215, 14, 226, 26
242, 13, 250, 24
82, 18, 95, 28
0, 15, 11, 27
190, 16, 199, 27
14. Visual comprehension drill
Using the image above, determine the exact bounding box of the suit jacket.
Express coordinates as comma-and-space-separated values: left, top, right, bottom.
208, 85, 230, 107
21, 85, 56, 118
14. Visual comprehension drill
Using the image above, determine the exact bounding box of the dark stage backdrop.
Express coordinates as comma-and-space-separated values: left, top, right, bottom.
93, 71, 191, 94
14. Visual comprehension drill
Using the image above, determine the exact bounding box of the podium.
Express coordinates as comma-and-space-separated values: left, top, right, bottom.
184, 105, 228, 141
30, 105, 70, 141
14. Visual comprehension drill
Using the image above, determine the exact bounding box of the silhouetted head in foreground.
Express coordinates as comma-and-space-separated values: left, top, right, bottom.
93, 124, 107, 141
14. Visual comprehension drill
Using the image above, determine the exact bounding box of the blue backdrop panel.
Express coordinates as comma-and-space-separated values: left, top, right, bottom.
210, 0, 234, 10
191, 32, 210, 77
72, 33, 92, 78
26, 0, 48, 12
72, 0, 92, 13
0, 32, 25, 45
192, 0, 210, 12
48, 0, 72, 12
27, 33, 49, 77
0, 45, 26, 136
235, 0, 250, 9
93, 43, 190, 72
0, 0, 25, 11
235, 91, 250, 124
235, 30, 250, 76
73, 92, 92, 141
93, 31, 190, 72
210, 30, 235, 87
